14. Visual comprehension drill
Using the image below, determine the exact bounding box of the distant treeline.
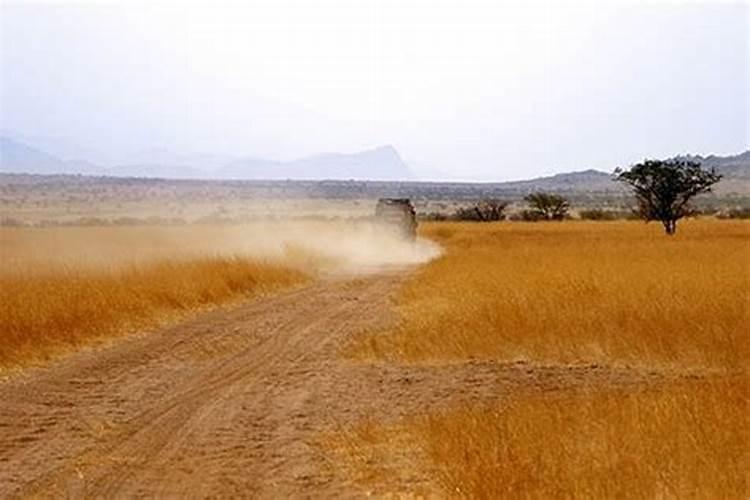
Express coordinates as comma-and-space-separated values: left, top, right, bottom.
4, 206, 747, 228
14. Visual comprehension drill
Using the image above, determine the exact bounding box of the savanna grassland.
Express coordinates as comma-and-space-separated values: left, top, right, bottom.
0, 226, 308, 368
339, 220, 749, 498
1, 212, 747, 497
0, 220, 437, 369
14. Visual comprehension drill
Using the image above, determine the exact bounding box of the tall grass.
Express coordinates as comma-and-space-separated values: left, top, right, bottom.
334, 377, 747, 498
0, 218, 438, 368
357, 220, 749, 369
0, 225, 314, 368
0, 257, 306, 368
339, 220, 749, 497
423, 378, 748, 498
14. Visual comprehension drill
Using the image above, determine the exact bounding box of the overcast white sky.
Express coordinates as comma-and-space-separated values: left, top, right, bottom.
1, 0, 748, 180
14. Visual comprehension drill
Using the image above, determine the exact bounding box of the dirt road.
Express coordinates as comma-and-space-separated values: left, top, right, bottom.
0, 270, 673, 498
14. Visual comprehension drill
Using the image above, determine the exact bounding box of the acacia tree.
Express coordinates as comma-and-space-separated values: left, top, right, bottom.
615, 159, 721, 235
524, 192, 570, 221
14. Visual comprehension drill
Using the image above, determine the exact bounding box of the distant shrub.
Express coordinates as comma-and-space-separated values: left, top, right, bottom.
509, 209, 544, 222
419, 212, 449, 222
453, 199, 508, 222
716, 208, 750, 220
36, 219, 61, 227
694, 206, 720, 217
72, 217, 110, 226
112, 216, 143, 225
523, 193, 570, 221
193, 214, 236, 225
0, 217, 26, 227
579, 209, 619, 221
144, 216, 176, 225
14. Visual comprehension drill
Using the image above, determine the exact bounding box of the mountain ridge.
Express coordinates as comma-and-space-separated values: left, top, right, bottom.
221, 145, 412, 180
0, 136, 414, 181
1, 135, 748, 194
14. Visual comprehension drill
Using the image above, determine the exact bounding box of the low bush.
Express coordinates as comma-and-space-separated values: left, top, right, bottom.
717, 207, 750, 219
578, 209, 620, 221
453, 199, 508, 222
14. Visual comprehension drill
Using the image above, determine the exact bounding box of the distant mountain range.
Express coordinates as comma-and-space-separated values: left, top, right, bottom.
492, 153, 750, 195
220, 145, 411, 180
1, 134, 748, 194
676, 151, 750, 180
0, 136, 413, 181
0, 137, 101, 176
493, 169, 621, 193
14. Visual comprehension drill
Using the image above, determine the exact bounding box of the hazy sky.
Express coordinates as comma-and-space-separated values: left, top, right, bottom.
1, 0, 748, 180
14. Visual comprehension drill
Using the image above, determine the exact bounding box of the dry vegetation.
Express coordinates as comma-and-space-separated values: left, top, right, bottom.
357, 220, 749, 368
340, 220, 749, 498
329, 377, 747, 498
0, 256, 306, 369
2, 215, 747, 495
409, 378, 745, 498
0, 225, 312, 368
0, 219, 436, 369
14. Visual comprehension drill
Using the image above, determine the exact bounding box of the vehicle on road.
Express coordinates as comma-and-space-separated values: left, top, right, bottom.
375, 198, 418, 240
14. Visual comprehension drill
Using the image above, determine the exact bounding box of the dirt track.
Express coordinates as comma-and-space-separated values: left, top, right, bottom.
0, 269, 676, 498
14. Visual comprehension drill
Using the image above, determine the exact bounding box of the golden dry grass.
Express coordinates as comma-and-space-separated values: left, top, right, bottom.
419, 378, 748, 498
0, 226, 311, 368
335, 377, 747, 498
357, 220, 749, 369
338, 219, 749, 498
322, 419, 435, 496
0, 218, 435, 369
0, 220, 438, 367
0, 257, 306, 368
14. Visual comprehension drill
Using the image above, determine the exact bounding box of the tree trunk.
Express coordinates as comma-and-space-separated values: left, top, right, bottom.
663, 219, 677, 235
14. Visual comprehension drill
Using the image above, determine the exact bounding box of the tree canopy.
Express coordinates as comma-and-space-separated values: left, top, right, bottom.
523, 192, 570, 221
615, 159, 721, 234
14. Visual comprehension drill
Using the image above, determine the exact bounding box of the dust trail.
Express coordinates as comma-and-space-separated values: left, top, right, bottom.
234, 219, 442, 274
0, 219, 441, 276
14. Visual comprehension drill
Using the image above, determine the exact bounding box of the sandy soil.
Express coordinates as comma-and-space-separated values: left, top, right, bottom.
0, 269, 681, 498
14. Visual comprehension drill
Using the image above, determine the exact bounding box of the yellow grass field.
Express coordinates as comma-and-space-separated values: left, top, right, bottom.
332, 377, 747, 498
0, 220, 435, 369
357, 219, 749, 369
417, 377, 747, 498
340, 219, 749, 498
0, 226, 310, 368
3, 219, 747, 495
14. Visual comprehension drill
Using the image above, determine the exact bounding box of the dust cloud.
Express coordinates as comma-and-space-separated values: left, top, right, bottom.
234, 219, 443, 274
0, 219, 442, 276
